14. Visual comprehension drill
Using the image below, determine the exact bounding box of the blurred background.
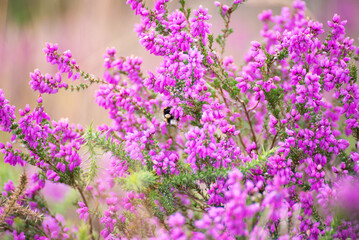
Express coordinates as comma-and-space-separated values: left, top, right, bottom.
0, 0, 358, 223
0, 0, 358, 127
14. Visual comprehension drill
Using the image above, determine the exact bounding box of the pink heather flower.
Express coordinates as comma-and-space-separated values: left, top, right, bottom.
29, 70, 65, 94
1, 142, 26, 167
168, 212, 186, 227
167, 10, 187, 33
167, 212, 187, 239
2, 180, 15, 197
42, 214, 70, 239
13, 230, 25, 240
222, 5, 230, 14
76, 202, 89, 222
190, 5, 211, 43
43, 181, 69, 202
0, 89, 16, 132
46, 170, 60, 182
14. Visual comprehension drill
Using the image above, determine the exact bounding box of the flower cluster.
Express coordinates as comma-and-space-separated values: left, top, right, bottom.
1, 0, 359, 239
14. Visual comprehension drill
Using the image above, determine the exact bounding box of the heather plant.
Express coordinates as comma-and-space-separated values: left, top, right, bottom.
1, 0, 359, 239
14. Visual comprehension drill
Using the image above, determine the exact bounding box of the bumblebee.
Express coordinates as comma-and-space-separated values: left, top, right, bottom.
163, 106, 178, 125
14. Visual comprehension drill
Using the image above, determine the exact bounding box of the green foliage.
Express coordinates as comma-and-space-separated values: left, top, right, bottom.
84, 129, 139, 171
208, 34, 214, 49
78, 222, 92, 240
264, 50, 275, 67
349, 64, 357, 84
319, 214, 342, 240
121, 170, 157, 192
179, 0, 186, 13
264, 87, 284, 120
278, 48, 289, 61
155, 20, 170, 36
155, 183, 177, 216
181, 100, 206, 127
215, 28, 233, 48
295, 102, 307, 116
83, 124, 99, 185
239, 146, 278, 174
168, 165, 228, 190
